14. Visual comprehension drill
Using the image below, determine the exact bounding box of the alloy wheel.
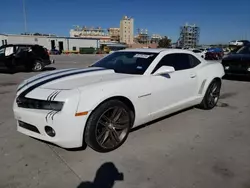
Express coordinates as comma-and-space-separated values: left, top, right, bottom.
34, 62, 42, 71
95, 107, 130, 149
207, 82, 220, 107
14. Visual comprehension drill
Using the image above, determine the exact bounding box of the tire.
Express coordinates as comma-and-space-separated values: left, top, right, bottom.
32, 60, 44, 72
85, 100, 134, 153
198, 79, 221, 110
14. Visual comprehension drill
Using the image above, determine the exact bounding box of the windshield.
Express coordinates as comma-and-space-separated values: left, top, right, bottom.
91, 51, 158, 75
236, 45, 250, 54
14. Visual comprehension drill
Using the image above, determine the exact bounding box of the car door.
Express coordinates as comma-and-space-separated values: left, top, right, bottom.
149, 53, 198, 119
15, 45, 29, 66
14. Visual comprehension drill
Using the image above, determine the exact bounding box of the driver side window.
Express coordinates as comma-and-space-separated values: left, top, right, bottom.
152, 53, 192, 74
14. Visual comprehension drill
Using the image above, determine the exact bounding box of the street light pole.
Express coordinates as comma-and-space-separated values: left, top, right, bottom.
22, 0, 27, 33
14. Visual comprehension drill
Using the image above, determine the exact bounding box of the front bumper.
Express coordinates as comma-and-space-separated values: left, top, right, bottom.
224, 66, 250, 76
13, 89, 89, 149
13, 105, 89, 148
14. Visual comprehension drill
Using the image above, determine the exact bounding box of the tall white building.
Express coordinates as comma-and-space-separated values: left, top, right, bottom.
120, 16, 134, 44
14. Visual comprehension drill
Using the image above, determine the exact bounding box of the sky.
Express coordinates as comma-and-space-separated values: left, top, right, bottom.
0, 0, 250, 44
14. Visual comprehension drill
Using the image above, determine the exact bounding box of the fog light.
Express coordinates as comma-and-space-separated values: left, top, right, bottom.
225, 66, 229, 70
45, 126, 56, 137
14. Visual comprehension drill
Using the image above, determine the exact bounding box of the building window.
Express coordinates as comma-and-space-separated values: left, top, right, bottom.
5, 40, 7, 45
73, 46, 77, 51
2, 40, 4, 45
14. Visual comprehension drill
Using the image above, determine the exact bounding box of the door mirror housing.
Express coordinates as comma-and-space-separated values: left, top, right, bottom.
153, 66, 175, 76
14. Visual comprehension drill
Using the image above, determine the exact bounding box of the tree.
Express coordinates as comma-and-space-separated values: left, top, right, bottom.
157, 36, 172, 48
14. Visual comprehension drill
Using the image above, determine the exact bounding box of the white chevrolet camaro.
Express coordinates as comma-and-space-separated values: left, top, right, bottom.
13, 49, 225, 152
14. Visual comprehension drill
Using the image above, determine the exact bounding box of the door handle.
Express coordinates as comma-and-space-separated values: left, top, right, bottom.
190, 73, 196, 78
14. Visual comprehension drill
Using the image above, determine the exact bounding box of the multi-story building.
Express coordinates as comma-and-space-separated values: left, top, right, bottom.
151, 34, 163, 43
120, 16, 134, 44
69, 26, 110, 42
179, 23, 200, 48
134, 28, 150, 44
107, 28, 120, 42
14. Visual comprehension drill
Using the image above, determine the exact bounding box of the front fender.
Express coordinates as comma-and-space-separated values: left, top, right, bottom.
76, 87, 135, 114
76, 85, 150, 127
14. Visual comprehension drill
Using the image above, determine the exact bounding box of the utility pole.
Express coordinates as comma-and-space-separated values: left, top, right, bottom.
22, 0, 27, 33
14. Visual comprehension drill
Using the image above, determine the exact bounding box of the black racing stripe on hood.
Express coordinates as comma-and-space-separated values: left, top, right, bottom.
18, 68, 106, 98
17, 68, 79, 92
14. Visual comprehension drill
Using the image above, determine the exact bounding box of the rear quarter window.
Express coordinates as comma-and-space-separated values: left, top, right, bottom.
188, 54, 201, 68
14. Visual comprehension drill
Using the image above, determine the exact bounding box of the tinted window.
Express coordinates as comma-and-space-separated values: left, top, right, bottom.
152, 54, 174, 73
188, 54, 201, 67
152, 53, 192, 73
32, 45, 45, 54
236, 46, 250, 54
16, 46, 29, 54
193, 50, 201, 53
92, 51, 158, 75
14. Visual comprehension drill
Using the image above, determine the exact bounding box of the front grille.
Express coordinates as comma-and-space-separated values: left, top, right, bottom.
18, 121, 40, 134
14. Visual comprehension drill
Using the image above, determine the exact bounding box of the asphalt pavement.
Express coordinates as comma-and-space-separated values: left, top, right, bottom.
0, 55, 250, 188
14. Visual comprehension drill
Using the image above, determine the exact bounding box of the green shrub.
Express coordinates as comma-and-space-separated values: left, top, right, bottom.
79, 47, 95, 54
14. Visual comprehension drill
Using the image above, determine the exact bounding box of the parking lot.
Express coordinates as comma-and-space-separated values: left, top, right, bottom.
0, 54, 250, 188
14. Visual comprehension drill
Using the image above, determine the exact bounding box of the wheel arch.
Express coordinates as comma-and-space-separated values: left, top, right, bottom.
89, 95, 136, 120
201, 77, 222, 96
82, 95, 136, 148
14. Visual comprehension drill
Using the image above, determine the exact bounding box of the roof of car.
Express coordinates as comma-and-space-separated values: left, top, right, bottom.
120, 48, 191, 53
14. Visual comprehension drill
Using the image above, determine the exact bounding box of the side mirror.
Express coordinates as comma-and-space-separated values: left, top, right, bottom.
153, 66, 175, 76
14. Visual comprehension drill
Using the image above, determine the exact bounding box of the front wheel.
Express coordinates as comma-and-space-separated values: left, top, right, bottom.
84, 100, 134, 153
198, 80, 221, 110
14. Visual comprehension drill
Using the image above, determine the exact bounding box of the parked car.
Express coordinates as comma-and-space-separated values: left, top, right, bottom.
205, 48, 224, 60
192, 49, 206, 58
13, 49, 224, 152
0, 44, 55, 72
229, 40, 250, 46
222, 44, 250, 77
50, 49, 61, 55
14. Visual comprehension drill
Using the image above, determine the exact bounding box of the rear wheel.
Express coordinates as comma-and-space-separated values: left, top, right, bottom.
85, 100, 134, 153
198, 80, 221, 110
32, 60, 44, 72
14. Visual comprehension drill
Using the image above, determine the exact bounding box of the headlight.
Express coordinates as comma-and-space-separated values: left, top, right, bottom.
16, 97, 64, 111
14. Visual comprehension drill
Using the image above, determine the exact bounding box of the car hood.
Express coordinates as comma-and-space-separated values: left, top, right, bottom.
18, 67, 137, 92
